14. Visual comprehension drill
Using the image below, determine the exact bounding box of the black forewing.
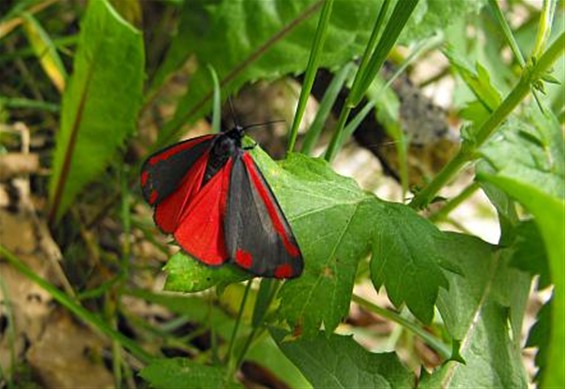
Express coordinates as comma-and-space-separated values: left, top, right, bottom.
140, 135, 214, 205
225, 153, 303, 279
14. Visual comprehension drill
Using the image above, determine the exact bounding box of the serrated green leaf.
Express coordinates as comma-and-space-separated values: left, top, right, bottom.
423, 232, 530, 388
371, 203, 449, 324
160, 146, 448, 334
48, 0, 144, 222
270, 328, 413, 388
139, 358, 242, 389
444, 47, 503, 114
269, 152, 448, 333
525, 297, 552, 385
263, 152, 373, 336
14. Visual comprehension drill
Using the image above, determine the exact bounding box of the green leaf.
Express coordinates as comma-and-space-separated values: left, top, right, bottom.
478, 178, 519, 246
160, 147, 448, 333
371, 204, 449, 324
139, 358, 242, 389
164, 251, 248, 293
509, 220, 550, 289
476, 108, 564, 388
48, 0, 144, 222
478, 109, 564, 198
525, 297, 552, 385
352, 0, 420, 106
270, 328, 413, 388
444, 47, 503, 114
270, 152, 447, 333
22, 13, 67, 92
156, 0, 383, 143
423, 232, 530, 388
246, 333, 311, 389
399, 0, 486, 44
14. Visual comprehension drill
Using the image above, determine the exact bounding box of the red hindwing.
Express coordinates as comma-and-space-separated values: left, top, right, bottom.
173, 159, 233, 266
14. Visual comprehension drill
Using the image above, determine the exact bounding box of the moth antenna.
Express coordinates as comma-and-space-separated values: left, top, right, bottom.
242, 119, 287, 132
227, 96, 241, 129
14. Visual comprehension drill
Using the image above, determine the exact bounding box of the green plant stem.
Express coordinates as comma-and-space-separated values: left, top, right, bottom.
323, 0, 391, 162
410, 32, 565, 209
235, 282, 280, 369
347, 0, 392, 106
225, 280, 252, 377
0, 245, 154, 364
301, 62, 353, 155
532, 0, 557, 59
487, 0, 525, 67
324, 102, 351, 161
428, 182, 480, 223
351, 0, 419, 106
351, 294, 451, 359
208, 65, 222, 133
325, 0, 420, 161
288, 0, 334, 153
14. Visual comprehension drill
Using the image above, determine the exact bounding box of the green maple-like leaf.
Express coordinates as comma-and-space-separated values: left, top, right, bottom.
165, 146, 449, 335
270, 328, 413, 388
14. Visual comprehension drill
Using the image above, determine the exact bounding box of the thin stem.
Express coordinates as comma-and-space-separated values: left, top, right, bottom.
351, 294, 451, 359
410, 32, 565, 209
208, 65, 222, 134
428, 182, 480, 223
532, 0, 557, 59
324, 103, 352, 161
301, 62, 353, 155
225, 281, 253, 376
235, 282, 280, 369
347, 0, 392, 106
288, 0, 334, 153
0, 245, 154, 364
487, 0, 526, 67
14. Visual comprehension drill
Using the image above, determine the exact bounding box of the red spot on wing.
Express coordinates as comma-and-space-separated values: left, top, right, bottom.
140, 170, 149, 186
174, 159, 233, 266
154, 153, 209, 233
242, 153, 300, 257
274, 264, 293, 279
235, 249, 253, 269
149, 190, 158, 205
149, 135, 213, 166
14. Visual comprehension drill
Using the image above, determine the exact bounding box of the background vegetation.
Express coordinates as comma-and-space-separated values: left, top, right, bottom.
0, 0, 563, 388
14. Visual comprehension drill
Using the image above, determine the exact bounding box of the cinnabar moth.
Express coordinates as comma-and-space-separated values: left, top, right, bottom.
140, 126, 304, 279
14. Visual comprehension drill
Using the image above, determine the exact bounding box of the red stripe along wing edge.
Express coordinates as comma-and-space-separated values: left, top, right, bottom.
141, 135, 214, 233
224, 152, 304, 279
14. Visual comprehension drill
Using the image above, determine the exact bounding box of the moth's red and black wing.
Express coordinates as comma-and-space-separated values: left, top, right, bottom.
173, 159, 233, 266
140, 135, 215, 233
225, 153, 303, 279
